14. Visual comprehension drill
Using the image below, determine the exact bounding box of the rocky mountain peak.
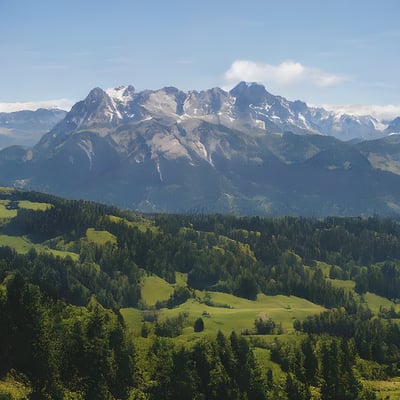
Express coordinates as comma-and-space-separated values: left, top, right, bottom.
229, 81, 272, 110
34, 81, 400, 159
105, 85, 135, 104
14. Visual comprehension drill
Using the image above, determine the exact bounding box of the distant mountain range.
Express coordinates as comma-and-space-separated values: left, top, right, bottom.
0, 108, 66, 149
1, 82, 400, 216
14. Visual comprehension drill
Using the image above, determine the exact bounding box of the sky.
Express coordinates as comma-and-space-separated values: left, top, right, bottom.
1, 0, 400, 119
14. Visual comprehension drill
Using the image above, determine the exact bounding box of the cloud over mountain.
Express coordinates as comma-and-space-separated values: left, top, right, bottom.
224, 60, 347, 89
321, 103, 400, 121
0, 99, 74, 113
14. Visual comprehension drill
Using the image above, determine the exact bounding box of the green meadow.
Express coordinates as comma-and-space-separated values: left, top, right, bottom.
361, 292, 400, 314
0, 200, 17, 219
367, 378, 400, 400
86, 228, 117, 245
0, 199, 52, 219
108, 214, 158, 233
140, 274, 175, 307
160, 292, 324, 336
18, 200, 52, 211
123, 274, 325, 340
0, 234, 79, 260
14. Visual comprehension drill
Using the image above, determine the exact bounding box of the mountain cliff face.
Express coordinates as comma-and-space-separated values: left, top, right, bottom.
1, 82, 400, 216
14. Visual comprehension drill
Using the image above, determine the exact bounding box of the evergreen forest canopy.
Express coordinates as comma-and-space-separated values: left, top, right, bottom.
1, 188, 400, 398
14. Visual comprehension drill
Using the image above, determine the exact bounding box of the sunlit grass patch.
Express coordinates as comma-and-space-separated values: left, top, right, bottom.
108, 215, 158, 233
362, 292, 400, 314
366, 378, 400, 399
18, 200, 52, 211
127, 288, 325, 339
86, 228, 117, 245
328, 278, 356, 290
141, 275, 174, 307
175, 271, 188, 286
0, 200, 17, 218
0, 234, 79, 260
120, 308, 144, 335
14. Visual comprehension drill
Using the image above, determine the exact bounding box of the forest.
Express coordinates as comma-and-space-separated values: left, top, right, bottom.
1, 189, 400, 398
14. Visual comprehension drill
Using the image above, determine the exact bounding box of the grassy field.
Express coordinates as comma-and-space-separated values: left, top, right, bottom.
367, 378, 400, 399
120, 308, 144, 336
0, 234, 79, 260
123, 274, 325, 341
18, 200, 52, 211
328, 278, 356, 290
108, 214, 158, 233
0, 200, 17, 218
175, 271, 188, 286
164, 292, 325, 336
0, 234, 43, 253
86, 228, 117, 246
0, 199, 52, 219
361, 292, 400, 314
140, 275, 175, 306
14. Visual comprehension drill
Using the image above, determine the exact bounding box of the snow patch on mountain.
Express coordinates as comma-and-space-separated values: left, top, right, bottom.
77, 138, 95, 170
155, 160, 163, 182
105, 86, 135, 105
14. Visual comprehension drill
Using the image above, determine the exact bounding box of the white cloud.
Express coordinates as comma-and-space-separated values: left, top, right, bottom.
0, 99, 74, 113
320, 103, 400, 121
224, 60, 347, 89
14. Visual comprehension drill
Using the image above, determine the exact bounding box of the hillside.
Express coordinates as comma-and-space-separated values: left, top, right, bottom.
1, 189, 400, 397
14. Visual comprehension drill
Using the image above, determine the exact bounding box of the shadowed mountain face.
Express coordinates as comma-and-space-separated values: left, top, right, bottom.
1, 82, 400, 216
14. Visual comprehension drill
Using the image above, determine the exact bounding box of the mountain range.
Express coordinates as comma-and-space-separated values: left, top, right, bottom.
1, 82, 400, 216
0, 108, 66, 149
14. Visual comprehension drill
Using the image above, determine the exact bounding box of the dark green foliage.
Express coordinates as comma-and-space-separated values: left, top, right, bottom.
234, 272, 258, 300
297, 307, 400, 365
154, 313, 188, 337
0, 245, 141, 309
285, 373, 310, 400
146, 331, 268, 400
156, 286, 193, 309
254, 316, 276, 334
0, 277, 136, 399
272, 336, 360, 400
194, 317, 204, 332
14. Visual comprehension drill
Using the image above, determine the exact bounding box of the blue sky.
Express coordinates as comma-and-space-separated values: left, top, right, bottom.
1, 0, 399, 118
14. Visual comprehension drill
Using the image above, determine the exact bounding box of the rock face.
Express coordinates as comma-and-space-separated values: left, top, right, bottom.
1, 82, 400, 216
